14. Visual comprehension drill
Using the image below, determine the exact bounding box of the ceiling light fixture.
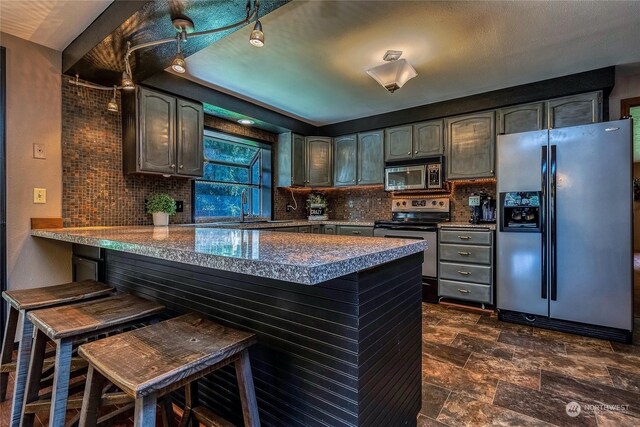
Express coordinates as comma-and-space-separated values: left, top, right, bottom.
366, 50, 418, 93
238, 118, 255, 125
122, 1, 263, 87
107, 86, 119, 112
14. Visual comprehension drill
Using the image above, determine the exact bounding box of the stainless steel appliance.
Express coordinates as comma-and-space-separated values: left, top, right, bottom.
496, 119, 633, 342
384, 160, 444, 192
384, 165, 426, 191
374, 197, 450, 302
469, 192, 496, 224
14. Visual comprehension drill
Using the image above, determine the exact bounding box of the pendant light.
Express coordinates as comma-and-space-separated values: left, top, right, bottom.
107, 86, 119, 112
249, 20, 264, 47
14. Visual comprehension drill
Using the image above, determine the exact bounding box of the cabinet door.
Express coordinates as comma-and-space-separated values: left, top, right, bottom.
292, 134, 307, 186
384, 126, 413, 161
547, 91, 602, 129
445, 112, 495, 180
139, 88, 176, 174
306, 137, 332, 186
413, 120, 443, 158
357, 130, 384, 185
176, 98, 204, 177
334, 134, 357, 186
498, 103, 544, 134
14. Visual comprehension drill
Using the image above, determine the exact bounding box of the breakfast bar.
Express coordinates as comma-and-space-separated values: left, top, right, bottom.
32, 226, 426, 427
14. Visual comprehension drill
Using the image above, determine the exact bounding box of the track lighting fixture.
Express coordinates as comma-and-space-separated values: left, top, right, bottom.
122, 1, 263, 84
171, 39, 187, 73
107, 86, 118, 112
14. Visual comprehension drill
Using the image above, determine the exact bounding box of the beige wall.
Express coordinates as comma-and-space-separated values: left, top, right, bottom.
1, 32, 71, 292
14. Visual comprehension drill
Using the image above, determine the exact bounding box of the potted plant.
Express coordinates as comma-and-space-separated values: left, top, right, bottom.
146, 193, 176, 226
306, 193, 328, 221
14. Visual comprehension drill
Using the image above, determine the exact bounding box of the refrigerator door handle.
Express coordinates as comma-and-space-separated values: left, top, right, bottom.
550, 144, 557, 301
541, 145, 547, 300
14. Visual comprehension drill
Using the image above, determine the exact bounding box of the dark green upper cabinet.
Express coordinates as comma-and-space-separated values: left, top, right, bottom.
498, 103, 545, 135
306, 136, 332, 187
277, 132, 306, 187
413, 120, 444, 158
384, 126, 413, 161
176, 98, 204, 177
445, 111, 495, 180
546, 91, 602, 129
358, 130, 384, 185
334, 134, 357, 187
123, 86, 203, 177
139, 88, 176, 174
277, 134, 331, 187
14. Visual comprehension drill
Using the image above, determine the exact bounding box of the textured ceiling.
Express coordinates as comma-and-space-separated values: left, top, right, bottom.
0, 0, 113, 51
180, 0, 640, 126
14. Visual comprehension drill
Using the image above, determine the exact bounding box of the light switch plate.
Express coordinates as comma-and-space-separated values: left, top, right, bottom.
33, 188, 46, 204
33, 143, 46, 159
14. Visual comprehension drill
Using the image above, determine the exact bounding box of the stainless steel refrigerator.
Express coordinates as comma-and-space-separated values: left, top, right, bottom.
496, 119, 633, 342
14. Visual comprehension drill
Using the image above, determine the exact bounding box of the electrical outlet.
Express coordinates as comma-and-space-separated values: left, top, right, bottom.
175, 200, 184, 213
286, 204, 293, 212
33, 188, 46, 204
33, 143, 46, 159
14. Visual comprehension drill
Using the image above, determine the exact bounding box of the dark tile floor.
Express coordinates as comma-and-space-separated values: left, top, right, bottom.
419, 303, 640, 427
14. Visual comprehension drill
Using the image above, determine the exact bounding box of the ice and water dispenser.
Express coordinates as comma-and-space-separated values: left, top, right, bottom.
499, 191, 542, 232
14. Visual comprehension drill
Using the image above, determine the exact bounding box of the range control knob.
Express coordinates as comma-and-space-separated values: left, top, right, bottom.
439, 201, 445, 206
402, 201, 407, 206
431, 200, 437, 206
396, 202, 401, 207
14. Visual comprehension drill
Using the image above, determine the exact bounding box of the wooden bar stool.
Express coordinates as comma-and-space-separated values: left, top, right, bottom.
78, 313, 259, 427
0, 280, 113, 420
18, 293, 165, 427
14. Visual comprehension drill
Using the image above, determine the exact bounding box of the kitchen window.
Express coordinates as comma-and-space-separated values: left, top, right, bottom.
193, 131, 272, 221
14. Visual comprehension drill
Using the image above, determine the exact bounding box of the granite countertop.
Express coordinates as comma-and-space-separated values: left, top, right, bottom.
192, 220, 376, 229
32, 226, 425, 285
439, 222, 497, 231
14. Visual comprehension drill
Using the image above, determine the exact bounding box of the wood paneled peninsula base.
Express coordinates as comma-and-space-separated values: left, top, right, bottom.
32, 226, 426, 426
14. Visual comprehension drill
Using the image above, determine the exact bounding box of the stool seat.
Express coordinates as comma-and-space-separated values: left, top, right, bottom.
79, 313, 256, 398
79, 314, 259, 426
2, 279, 113, 311
28, 293, 165, 340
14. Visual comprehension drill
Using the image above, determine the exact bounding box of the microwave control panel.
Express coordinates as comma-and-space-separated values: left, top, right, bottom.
427, 164, 442, 189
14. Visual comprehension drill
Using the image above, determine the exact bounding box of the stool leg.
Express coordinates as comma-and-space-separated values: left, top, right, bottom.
48, 338, 73, 427
134, 393, 157, 427
160, 394, 175, 427
17, 327, 46, 427
234, 350, 260, 427
0, 305, 19, 401
79, 366, 106, 427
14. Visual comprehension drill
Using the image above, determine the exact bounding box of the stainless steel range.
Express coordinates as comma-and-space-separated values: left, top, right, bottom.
374, 197, 450, 302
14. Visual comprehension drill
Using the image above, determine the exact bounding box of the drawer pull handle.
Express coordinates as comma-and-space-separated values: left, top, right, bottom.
352, 231, 361, 235
457, 271, 471, 276
457, 289, 471, 294
457, 251, 471, 256
457, 235, 471, 240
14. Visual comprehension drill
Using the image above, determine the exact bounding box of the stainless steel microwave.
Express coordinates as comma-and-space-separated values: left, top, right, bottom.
384, 165, 426, 191
384, 163, 443, 191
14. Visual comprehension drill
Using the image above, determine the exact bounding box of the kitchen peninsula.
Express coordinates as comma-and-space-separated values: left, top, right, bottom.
32, 226, 426, 426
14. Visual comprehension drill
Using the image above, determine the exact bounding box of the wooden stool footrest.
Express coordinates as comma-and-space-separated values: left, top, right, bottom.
192, 405, 235, 427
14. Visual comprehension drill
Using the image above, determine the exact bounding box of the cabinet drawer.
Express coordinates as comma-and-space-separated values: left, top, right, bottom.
439, 279, 491, 304
439, 262, 492, 285
440, 229, 492, 245
439, 244, 491, 265
337, 226, 374, 237
323, 225, 336, 234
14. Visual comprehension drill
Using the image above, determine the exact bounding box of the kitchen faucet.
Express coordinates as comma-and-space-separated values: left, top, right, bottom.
240, 189, 248, 222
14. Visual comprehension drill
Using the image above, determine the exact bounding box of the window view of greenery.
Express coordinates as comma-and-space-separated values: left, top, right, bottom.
194, 133, 271, 220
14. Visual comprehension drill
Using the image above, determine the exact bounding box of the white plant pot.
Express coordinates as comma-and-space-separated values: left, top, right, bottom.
152, 212, 169, 226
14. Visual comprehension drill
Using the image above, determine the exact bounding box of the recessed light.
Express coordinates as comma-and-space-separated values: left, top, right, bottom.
238, 119, 255, 125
